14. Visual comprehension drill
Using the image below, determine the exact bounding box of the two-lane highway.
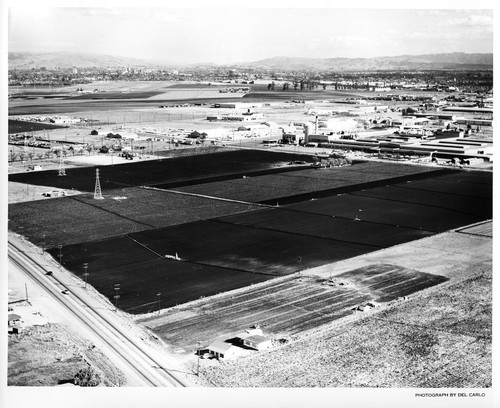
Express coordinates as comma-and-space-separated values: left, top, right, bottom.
8, 238, 190, 387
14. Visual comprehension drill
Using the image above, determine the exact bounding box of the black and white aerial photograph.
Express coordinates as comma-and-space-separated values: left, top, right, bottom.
2, 1, 497, 407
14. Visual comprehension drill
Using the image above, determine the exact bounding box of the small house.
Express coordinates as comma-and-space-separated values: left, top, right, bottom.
241, 335, 272, 351
8, 313, 22, 334
207, 340, 239, 360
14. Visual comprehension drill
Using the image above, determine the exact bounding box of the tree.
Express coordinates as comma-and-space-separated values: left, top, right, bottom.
74, 367, 101, 387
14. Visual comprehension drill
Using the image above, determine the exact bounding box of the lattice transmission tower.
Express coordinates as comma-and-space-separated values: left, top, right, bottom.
94, 168, 104, 200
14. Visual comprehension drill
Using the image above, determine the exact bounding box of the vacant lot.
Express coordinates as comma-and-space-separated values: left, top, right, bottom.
8, 323, 125, 386
198, 266, 491, 388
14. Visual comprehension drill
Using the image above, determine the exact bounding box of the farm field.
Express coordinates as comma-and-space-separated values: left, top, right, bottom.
8, 149, 314, 192
216, 208, 434, 247
139, 264, 448, 351
197, 265, 491, 388
8, 187, 262, 247
173, 162, 441, 204
40, 166, 489, 313
8, 119, 67, 134
10, 156, 492, 315
287, 170, 492, 232
69, 91, 164, 100
47, 235, 272, 314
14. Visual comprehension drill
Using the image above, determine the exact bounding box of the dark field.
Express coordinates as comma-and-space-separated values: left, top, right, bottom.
288, 171, 492, 232
217, 208, 434, 247
8, 188, 262, 247
174, 162, 440, 204
9, 148, 492, 314
68, 91, 164, 100
41, 168, 489, 314
139, 264, 448, 349
8, 119, 67, 134
9, 98, 243, 116
8, 149, 314, 192
47, 236, 271, 314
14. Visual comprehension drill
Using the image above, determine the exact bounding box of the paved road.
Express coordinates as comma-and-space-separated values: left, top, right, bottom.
8, 238, 190, 387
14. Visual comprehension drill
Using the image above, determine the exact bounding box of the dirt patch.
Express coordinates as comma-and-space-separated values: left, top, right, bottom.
8, 323, 126, 386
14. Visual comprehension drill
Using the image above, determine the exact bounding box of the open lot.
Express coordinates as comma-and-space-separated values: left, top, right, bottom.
8, 322, 126, 386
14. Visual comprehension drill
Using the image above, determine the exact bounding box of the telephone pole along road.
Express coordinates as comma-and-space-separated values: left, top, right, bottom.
8, 235, 191, 387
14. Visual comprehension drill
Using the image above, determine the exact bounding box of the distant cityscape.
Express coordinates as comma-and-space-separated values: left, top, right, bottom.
7, 65, 493, 95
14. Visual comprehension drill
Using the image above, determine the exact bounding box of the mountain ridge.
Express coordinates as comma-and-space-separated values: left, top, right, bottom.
8, 51, 493, 71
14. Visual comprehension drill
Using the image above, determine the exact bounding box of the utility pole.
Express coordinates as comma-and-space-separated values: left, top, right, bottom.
58, 154, 66, 176
114, 284, 120, 311
83, 263, 89, 289
25, 283, 29, 302
41, 234, 45, 254
197, 341, 202, 376
58, 244, 63, 267
156, 292, 161, 314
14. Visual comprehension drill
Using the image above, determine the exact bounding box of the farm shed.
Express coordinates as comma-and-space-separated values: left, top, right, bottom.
241, 335, 272, 351
207, 340, 239, 360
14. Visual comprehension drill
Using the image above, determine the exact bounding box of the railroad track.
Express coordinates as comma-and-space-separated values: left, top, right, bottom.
8, 239, 188, 387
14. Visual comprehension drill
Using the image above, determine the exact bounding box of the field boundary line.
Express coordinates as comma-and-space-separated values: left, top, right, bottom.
392, 183, 492, 200
123, 232, 278, 278
69, 195, 156, 229
123, 234, 166, 259
210, 218, 383, 249
141, 185, 276, 209
351, 188, 490, 219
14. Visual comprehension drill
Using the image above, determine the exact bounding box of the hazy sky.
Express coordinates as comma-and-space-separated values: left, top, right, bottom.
8, 6, 494, 64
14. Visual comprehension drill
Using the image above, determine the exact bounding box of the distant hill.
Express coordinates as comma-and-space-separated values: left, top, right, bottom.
8, 52, 165, 69
8, 51, 493, 71
241, 53, 493, 71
